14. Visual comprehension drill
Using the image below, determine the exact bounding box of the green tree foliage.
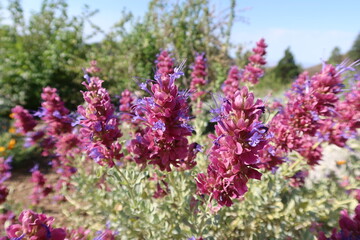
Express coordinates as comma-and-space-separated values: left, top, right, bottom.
273, 47, 301, 84
0, 0, 91, 111
348, 32, 360, 61
0, 0, 242, 112
88, 0, 238, 93
328, 46, 343, 65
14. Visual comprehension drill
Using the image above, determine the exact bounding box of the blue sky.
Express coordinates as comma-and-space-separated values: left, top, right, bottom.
2, 0, 359, 67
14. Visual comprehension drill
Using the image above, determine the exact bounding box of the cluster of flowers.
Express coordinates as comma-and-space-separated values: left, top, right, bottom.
155, 50, 175, 82
39, 87, 82, 200
1, 209, 118, 240
11, 86, 82, 202
93, 228, 117, 240
149, 173, 169, 199
241, 38, 268, 84
78, 61, 123, 167
190, 52, 207, 102
128, 50, 200, 172
119, 89, 136, 123
0, 156, 12, 204
222, 38, 267, 99
323, 70, 360, 147
29, 164, 53, 205
11, 106, 37, 134
317, 204, 360, 240
38, 86, 73, 155
260, 61, 360, 171
286, 170, 309, 188
0, 211, 15, 236
222, 66, 241, 101
196, 87, 268, 207
65, 227, 90, 240
0, 138, 16, 156
3, 210, 66, 240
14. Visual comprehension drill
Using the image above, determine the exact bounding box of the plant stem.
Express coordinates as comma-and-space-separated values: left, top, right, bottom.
112, 164, 136, 201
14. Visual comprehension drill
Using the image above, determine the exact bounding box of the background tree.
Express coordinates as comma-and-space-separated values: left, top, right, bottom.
348, 32, 360, 61
273, 47, 301, 84
0, 0, 245, 115
89, 0, 239, 94
0, 0, 91, 112
328, 46, 343, 65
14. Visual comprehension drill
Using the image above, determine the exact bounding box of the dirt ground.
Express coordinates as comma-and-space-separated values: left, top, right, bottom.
5, 171, 76, 228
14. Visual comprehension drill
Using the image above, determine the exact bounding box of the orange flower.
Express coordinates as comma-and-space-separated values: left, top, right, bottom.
8, 127, 16, 134
7, 139, 16, 150
336, 160, 346, 165
0, 146, 5, 153
9, 113, 14, 119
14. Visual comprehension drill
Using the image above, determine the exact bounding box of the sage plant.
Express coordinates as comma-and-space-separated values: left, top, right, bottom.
128, 62, 200, 171
197, 87, 268, 207
78, 62, 123, 167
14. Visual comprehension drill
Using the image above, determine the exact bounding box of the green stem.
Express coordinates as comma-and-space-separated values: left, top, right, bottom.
113, 164, 131, 186
112, 164, 136, 201
198, 193, 213, 237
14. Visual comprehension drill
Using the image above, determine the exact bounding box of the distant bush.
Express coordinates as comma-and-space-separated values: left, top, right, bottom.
0, 0, 90, 112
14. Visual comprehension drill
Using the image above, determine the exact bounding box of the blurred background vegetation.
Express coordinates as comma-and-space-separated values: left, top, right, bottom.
0, 0, 359, 116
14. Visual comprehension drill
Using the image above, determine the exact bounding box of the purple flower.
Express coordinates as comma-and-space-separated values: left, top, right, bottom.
128, 57, 199, 171
222, 66, 241, 99
190, 52, 207, 101
29, 163, 39, 173
11, 106, 37, 134
119, 89, 137, 123
317, 204, 360, 239
6, 210, 66, 240
196, 87, 268, 207
152, 120, 166, 132
0, 184, 9, 204
0, 156, 12, 183
33, 107, 46, 118
78, 61, 123, 167
241, 38, 268, 84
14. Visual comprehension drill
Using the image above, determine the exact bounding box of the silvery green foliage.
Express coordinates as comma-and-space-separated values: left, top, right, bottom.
62, 120, 359, 239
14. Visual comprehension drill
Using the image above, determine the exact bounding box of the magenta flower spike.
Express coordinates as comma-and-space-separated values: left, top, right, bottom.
78, 61, 123, 167
0, 156, 12, 183
119, 89, 136, 122
93, 229, 117, 240
0, 210, 15, 227
6, 210, 66, 240
128, 60, 200, 172
240, 38, 268, 84
11, 106, 37, 134
155, 50, 175, 89
317, 204, 360, 239
86, 60, 101, 74
0, 184, 9, 204
263, 61, 359, 166
222, 66, 241, 99
29, 164, 53, 205
190, 52, 207, 101
40, 87, 73, 136
196, 87, 268, 207
65, 227, 91, 240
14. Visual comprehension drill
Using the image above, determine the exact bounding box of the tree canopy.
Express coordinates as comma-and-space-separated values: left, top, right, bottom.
273, 47, 301, 84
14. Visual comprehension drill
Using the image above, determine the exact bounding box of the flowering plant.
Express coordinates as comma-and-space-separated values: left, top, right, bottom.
1, 49, 359, 239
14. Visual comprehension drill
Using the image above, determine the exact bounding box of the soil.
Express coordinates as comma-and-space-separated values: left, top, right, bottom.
5, 171, 76, 228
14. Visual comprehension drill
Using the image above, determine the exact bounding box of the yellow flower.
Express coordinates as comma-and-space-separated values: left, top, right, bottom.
8, 127, 16, 134
336, 160, 346, 165
0, 146, 5, 152
9, 113, 15, 119
8, 139, 16, 150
